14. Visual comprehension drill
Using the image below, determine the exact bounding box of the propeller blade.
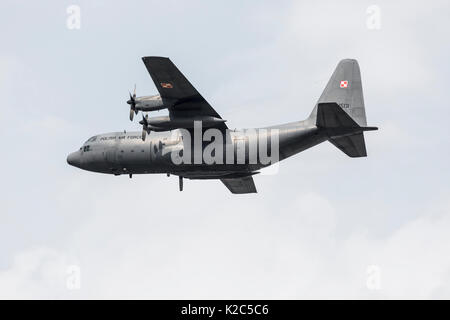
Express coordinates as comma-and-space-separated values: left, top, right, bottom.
140, 114, 150, 140
128, 92, 134, 104
128, 90, 137, 121
141, 114, 148, 126
133, 84, 136, 99
129, 108, 134, 121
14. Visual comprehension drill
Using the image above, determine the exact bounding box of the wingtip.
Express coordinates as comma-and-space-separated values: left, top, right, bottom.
142, 56, 170, 62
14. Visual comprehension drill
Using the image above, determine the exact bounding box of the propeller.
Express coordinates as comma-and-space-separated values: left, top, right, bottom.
127, 84, 137, 121
139, 114, 150, 141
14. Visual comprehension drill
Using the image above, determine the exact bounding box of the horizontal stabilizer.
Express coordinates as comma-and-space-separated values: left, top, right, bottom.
317, 102, 359, 128
316, 103, 377, 157
329, 133, 367, 158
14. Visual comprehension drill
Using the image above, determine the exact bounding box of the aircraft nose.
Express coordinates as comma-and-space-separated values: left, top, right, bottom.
67, 152, 80, 167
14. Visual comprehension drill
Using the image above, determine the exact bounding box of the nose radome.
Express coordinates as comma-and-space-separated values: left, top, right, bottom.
67, 152, 79, 167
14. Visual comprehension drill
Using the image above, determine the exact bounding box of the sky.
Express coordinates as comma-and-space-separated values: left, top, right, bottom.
0, 0, 450, 299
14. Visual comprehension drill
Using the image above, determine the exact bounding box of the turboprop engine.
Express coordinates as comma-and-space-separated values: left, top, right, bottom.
138, 115, 227, 141
127, 85, 167, 121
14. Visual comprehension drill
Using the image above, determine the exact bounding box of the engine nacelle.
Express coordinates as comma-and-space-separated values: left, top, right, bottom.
134, 94, 166, 112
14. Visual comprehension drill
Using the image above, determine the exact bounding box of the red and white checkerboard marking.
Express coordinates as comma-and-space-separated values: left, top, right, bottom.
340, 80, 348, 88
160, 82, 173, 89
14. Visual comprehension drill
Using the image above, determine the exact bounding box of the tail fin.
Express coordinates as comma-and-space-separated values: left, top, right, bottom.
310, 59, 377, 157
310, 59, 367, 126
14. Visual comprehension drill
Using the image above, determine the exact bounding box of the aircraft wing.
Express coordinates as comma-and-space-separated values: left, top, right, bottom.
221, 176, 257, 194
142, 56, 227, 131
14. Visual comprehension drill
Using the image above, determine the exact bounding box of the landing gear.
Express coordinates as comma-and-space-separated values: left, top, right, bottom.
167, 173, 170, 177
129, 174, 132, 179
179, 176, 183, 192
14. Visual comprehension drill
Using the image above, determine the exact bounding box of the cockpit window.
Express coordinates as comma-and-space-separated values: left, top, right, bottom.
87, 136, 97, 143
83, 145, 91, 152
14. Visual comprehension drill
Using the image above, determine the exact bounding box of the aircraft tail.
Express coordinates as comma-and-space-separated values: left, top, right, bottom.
310, 59, 377, 157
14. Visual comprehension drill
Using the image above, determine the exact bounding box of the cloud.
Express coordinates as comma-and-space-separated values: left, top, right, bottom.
0, 247, 77, 299
1, 188, 449, 299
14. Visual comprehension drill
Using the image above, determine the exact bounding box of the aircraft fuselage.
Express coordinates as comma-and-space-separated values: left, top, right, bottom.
67, 120, 327, 179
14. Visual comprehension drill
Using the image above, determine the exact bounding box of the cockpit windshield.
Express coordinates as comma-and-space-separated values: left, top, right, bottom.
81, 136, 97, 152
86, 136, 97, 143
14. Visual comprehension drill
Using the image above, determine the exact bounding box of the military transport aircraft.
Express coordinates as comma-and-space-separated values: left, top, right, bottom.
67, 57, 377, 194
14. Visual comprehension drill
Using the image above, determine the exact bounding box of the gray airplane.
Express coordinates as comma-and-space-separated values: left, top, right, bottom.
67, 57, 377, 194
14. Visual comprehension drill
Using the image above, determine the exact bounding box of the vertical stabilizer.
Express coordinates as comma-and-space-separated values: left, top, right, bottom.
310, 59, 367, 126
